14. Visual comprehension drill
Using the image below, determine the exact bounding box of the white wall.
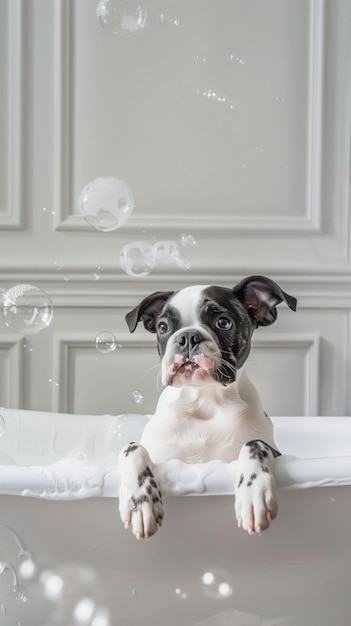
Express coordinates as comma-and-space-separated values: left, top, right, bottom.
0, 0, 351, 417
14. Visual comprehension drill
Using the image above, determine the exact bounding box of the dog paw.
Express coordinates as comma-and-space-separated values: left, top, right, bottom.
235, 471, 277, 534
234, 440, 278, 534
118, 443, 164, 539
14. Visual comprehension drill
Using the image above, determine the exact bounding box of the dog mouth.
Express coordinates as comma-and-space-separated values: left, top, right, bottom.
168, 354, 214, 382
176, 360, 200, 376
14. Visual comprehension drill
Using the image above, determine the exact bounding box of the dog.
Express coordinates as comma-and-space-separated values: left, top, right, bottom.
118, 275, 296, 538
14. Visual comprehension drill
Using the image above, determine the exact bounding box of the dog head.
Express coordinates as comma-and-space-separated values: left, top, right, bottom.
126, 276, 297, 387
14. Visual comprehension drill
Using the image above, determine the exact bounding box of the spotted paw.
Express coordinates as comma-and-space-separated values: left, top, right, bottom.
118, 443, 164, 539
235, 440, 278, 534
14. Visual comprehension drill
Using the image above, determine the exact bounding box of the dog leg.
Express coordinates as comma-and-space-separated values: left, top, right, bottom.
118, 442, 164, 540
234, 440, 278, 534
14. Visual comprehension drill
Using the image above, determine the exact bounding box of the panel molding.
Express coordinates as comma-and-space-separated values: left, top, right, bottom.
0, 0, 25, 230
251, 333, 321, 415
52, 332, 155, 412
0, 334, 24, 407
53, 0, 326, 235
2, 267, 351, 308
52, 331, 320, 415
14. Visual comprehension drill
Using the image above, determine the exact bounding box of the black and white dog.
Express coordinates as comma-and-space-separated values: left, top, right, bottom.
118, 275, 296, 539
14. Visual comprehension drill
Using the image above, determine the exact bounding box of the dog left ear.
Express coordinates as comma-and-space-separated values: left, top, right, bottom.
125, 291, 174, 333
232, 275, 297, 327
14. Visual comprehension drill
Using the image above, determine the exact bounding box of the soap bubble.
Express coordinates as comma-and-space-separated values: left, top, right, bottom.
78, 177, 134, 232
174, 255, 191, 270
131, 389, 143, 404
119, 241, 154, 277
19, 558, 36, 580
91, 608, 111, 626
0, 415, 5, 437
1, 284, 53, 334
42, 207, 55, 216
159, 14, 180, 27
95, 331, 118, 353
108, 414, 149, 451
152, 240, 180, 264
180, 233, 197, 248
73, 597, 96, 623
97, 0, 146, 36
201, 570, 233, 599
9, 584, 29, 603
41, 571, 64, 600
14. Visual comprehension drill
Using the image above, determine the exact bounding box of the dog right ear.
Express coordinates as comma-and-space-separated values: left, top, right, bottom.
125, 291, 174, 333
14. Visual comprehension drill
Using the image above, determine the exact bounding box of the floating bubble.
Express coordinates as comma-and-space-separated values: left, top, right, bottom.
201, 570, 233, 599
119, 241, 154, 277
48, 378, 60, 387
78, 176, 134, 232
0, 415, 5, 437
159, 14, 180, 27
180, 234, 197, 248
131, 390, 143, 404
54, 260, 64, 270
174, 256, 191, 270
41, 571, 64, 600
97, 0, 146, 36
91, 263, 104, 281
152, 240, 180, 264
9, 584, 29, 603
95, 331, 118, 354
91, 608, 111, 626
74, 597, 96, 624
19, 558, 36, 580
175, 587, 187, 599
1, 284, 53, 334
108, 414, 149, 453
42, 207, 55, 216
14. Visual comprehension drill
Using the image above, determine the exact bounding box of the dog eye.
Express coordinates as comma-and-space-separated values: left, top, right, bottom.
158, 321, 169, 334
215, 316, 233, 330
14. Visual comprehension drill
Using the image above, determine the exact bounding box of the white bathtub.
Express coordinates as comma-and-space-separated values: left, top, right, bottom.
0, 408, 350, 626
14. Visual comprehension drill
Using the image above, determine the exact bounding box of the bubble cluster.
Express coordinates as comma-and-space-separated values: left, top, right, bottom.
230, 53, 245, 65
120, 236, 193, 277
202, 570, 233, 599
201, 89, 226, 104
1, 284, 53, 334
78, 177, 134, 232
96, 0, 146, 36
175, 587, 188, 599
95, 331, 119, 354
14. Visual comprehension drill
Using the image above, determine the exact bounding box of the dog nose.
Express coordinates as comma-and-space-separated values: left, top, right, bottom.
176, 330, 203, 351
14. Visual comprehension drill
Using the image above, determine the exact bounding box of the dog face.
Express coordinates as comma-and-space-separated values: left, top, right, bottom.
126, 276, 296, 387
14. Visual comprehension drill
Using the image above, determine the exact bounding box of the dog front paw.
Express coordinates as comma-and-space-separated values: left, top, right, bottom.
118, 443, 164, 540
235, 440, 278, 534
235, 471, 277, 534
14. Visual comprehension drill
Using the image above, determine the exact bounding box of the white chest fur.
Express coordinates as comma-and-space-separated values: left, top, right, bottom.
140, 369, 276, 463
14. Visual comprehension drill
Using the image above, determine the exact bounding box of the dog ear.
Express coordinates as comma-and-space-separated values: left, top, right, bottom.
125, 291, 174, 333
232, 275, 297, 327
